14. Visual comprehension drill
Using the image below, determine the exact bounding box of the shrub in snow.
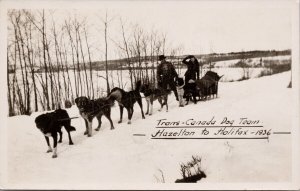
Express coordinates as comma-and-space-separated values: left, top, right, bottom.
175, 155, 206, 183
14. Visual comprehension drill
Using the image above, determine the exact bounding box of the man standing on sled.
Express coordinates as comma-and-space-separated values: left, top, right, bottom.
157, 55, 179, 101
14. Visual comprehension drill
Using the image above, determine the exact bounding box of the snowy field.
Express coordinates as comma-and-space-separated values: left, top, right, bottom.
3, 71, 292, 189
213, 55, 291, 68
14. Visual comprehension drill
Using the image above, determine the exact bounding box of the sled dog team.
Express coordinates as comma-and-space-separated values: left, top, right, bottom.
35, 55, 223, 158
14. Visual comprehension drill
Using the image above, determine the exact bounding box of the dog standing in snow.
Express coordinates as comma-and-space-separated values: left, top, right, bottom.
75, 96, 115, 137
35, 109, 76, 158
107, 81, 145, 124
140, 83, 171, 115
176, 77, 185, 107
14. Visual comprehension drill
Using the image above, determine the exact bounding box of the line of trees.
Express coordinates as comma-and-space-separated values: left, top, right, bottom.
7, 10, 183, 116
112, 20, 184, 89
7, 10, 101, 116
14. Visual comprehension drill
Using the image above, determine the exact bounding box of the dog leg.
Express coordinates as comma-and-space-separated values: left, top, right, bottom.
158, 98, 162, 112
159, 104, 163, 111
150, 102, 153, 115
58, 130, 63, 143
84, 119, 88, 135
137, 98, 145, 119
118, 105, 124, 123
165, 96, 169, 112
127, 107, 133, 124
52, 133, 58, 158
145, 99, 149, 115
67, 130, 74, 145
104, 112, 115, 130
87, 119, 93, 137
186, 96, 190, 105
193, 93, 197, 104
45, 136, 52, 153
95, 114, 102, 131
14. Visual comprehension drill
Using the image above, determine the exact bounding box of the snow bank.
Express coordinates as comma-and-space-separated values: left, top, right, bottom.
2, 71, 292, 189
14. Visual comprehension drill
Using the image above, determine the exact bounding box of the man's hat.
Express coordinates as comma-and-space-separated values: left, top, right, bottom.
158, 55, 166, 61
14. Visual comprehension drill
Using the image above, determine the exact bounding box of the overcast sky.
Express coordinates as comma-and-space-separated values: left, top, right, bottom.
5, 0, 294, 58
100, 0, 293, 54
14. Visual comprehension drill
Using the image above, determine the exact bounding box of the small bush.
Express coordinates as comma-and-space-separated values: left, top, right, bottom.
258, 59, 291, 78
175, 155, 206, 183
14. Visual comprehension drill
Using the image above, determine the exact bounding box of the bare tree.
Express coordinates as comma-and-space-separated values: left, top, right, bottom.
120, 18, 134, 89
100, 11, 114, 94
83, 26, 95, 99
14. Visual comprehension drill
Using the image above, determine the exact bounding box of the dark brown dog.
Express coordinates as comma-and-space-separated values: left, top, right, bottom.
140, 83, 170, 115
75, 96, 114, 137
108, 81, 145, 124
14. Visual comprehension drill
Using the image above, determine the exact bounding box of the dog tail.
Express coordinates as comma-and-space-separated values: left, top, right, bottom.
66, 125, 76, 132
135, 80, 142, 92
100, 96, 116, 107
106, 94, 116, 104
106, 97, 115, 107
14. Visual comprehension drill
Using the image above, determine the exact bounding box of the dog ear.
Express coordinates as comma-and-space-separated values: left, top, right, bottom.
83, 96, 89, 102
75, 97, 79, 105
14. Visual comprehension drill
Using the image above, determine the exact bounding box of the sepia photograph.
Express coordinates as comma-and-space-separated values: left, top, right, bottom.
0, 0, 299, 189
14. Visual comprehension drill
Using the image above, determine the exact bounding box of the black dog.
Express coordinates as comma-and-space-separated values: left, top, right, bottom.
75, 96, 115, 137
35, 109, 76, 158
140, 83, 170, 115
184, 79, 198, 105
108, 81, 145, 124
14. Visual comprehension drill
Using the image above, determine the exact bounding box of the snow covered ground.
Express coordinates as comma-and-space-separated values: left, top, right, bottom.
2, 71, 293, 189
214, 55, 291, 68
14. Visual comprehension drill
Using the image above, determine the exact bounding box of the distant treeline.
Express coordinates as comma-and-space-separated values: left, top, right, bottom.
68, 49, 292, 71
19, 49, 290, 72
197, 49, 291, 63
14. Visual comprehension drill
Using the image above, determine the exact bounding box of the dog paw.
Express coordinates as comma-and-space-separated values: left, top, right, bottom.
46, 149, 52, 153
95, 128, 100, 131
111, 127, 115, 130
84, 131, 88, 135
69, 142, 74, 145
127, 121, 131, 124
145, 112, 148, 115
142, 116, 145, 119
149, 113, 152, 116
118, 120, 122, 124
52, 154, 57, 158
88, 134, 92, 137
58, 140, 62, 143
